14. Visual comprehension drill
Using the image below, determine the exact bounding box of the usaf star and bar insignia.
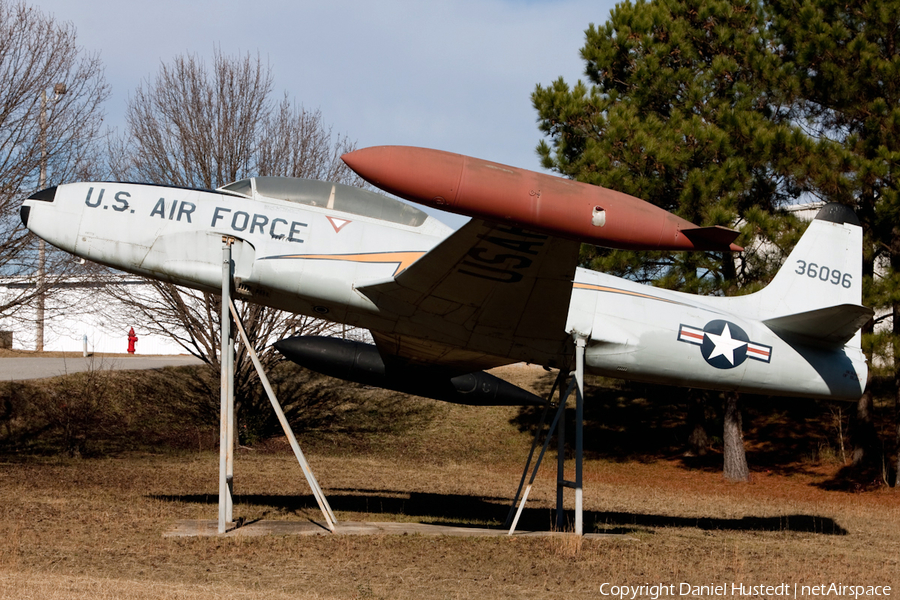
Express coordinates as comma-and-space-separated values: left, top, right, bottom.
678, 320, 772, 370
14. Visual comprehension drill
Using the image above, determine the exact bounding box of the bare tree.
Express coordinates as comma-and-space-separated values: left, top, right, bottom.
0, 1, 108, 327
100, 280, 338, 426
105, 49, 363, 438
258, 100, 358, 182
109, 49, 360, 188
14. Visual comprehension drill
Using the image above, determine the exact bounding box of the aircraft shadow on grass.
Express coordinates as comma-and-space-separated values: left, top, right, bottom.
150, 490, 848, 536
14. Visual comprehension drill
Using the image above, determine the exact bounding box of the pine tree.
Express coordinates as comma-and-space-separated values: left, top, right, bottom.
533, 0, 820, 480
534, 0, 810, 294
768, 0, 900, 483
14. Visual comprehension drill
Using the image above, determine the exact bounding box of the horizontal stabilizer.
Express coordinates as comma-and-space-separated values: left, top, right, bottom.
763, 304, 874, 345
680, 225, 743, 252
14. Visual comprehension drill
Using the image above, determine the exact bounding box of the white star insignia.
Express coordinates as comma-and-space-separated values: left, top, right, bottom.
704, 323, 748, 365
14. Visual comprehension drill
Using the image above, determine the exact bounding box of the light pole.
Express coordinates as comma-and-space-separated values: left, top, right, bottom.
35, 83, 66, 352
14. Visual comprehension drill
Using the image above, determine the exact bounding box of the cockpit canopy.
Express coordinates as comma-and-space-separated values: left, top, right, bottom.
219, 177, 428, 227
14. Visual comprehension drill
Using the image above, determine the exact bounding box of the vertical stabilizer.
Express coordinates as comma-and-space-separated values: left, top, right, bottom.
731, 203, 872, 347
749, 203, 864, 318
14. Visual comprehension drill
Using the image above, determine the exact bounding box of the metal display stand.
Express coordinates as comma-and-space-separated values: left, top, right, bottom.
506, 336, 586, 536
218, 237, 335, 533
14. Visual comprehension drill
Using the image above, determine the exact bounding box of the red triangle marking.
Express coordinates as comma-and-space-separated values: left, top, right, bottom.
327, 216, 351, 233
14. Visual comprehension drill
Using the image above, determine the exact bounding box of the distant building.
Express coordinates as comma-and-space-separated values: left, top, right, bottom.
0, 276, 188, 354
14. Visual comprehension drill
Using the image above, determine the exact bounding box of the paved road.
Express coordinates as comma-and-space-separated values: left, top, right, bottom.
0, 355, 204, 381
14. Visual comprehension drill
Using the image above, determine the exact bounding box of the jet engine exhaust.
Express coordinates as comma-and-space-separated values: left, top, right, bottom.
274, 336, 547, 407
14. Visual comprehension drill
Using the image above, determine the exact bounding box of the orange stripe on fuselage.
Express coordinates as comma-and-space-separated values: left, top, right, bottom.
264, 251, 426, 276
572, 282, 693, 306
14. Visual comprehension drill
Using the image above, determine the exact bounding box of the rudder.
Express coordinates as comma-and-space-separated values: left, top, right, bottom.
724, 203, 875, 348
750, 203, 864, 319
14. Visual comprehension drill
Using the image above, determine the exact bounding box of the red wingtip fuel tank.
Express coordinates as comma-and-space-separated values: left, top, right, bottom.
342, 146, 742, 252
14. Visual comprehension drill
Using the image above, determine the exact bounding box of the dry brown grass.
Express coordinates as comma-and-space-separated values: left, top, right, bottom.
1, 451, 897, 599
0, 364, 898, 599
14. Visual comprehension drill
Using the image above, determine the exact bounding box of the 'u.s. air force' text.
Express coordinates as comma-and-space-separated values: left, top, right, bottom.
83, 187, 307, 243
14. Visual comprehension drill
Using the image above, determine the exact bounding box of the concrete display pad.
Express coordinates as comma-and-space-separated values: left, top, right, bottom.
165, 519, 634, 540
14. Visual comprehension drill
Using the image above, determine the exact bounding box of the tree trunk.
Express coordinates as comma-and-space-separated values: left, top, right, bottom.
849, 194, 880, 469
894, 392, 899, 488
851, 389, 879, 466
723, 391, 750, 481
891, 226, 900, 487
686, 391, 708, 456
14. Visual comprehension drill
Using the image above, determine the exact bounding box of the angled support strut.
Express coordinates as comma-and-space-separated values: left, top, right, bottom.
228, 298, 336, 531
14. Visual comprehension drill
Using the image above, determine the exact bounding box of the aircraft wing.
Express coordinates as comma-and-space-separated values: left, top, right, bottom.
357, 219, 580, 372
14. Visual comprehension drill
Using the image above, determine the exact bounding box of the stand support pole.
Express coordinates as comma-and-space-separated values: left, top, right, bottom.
574, 336, 585, 536
218, 238, 235, 534
556, 374, 567, 531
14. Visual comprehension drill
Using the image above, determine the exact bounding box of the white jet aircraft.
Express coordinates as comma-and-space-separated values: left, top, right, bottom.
20, 176, 871, 403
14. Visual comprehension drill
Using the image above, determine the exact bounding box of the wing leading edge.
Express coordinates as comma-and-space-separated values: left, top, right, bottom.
357, 219, 581, 372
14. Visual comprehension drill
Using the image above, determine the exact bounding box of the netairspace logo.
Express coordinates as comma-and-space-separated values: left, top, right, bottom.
598, 582, 892, 599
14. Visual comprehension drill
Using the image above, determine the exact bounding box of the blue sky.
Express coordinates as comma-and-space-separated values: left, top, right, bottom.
31, 0, 617, 172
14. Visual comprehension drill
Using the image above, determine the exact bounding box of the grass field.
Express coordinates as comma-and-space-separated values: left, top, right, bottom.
0, 364, 898, 599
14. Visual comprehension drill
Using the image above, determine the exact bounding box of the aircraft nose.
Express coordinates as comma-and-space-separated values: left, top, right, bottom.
21, 186, 59, 230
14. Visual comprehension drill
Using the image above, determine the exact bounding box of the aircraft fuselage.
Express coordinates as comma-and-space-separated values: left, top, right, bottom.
24, 181, 452, 332
21, 178, 869, 401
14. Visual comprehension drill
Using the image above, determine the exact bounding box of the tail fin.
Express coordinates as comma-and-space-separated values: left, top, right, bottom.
741, 203, 872, 345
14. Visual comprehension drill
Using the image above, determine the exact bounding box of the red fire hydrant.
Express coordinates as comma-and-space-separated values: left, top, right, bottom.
127, 327, 138, 354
